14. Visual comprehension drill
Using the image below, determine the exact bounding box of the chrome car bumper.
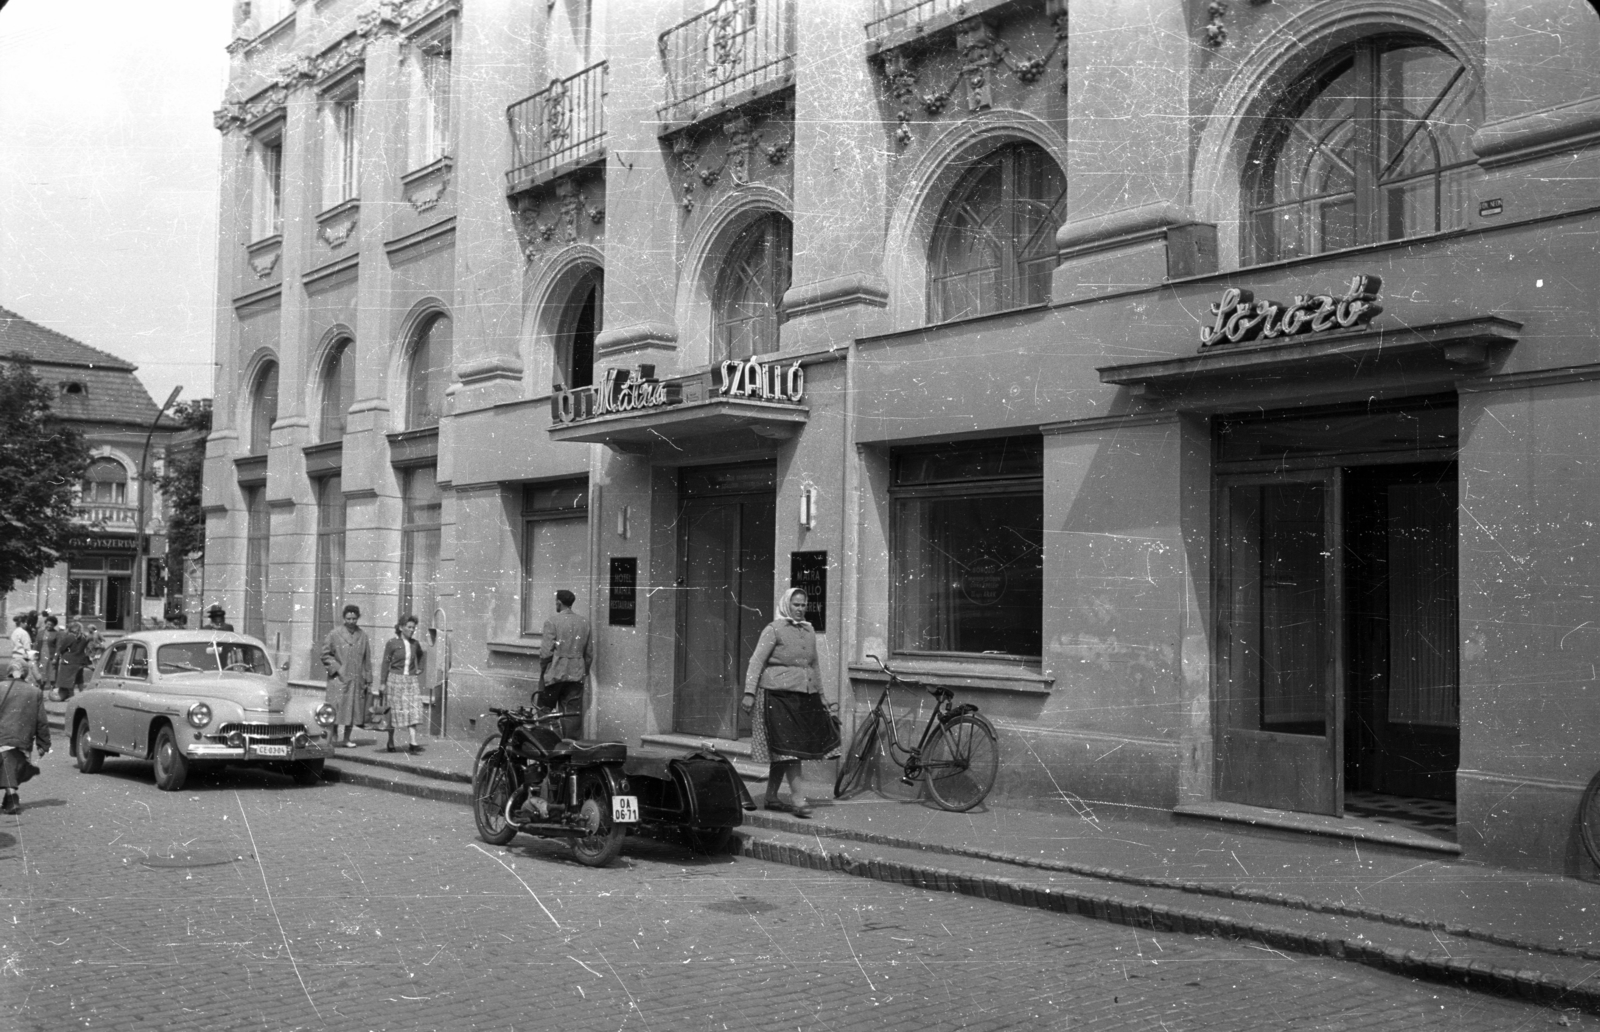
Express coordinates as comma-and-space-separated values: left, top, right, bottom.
186, 742, 335, 760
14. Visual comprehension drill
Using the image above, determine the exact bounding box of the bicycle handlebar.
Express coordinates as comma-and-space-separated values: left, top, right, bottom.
864, 655, 954, 700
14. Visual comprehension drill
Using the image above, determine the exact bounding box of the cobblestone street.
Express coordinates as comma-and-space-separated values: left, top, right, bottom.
0, 757, 1589, 1032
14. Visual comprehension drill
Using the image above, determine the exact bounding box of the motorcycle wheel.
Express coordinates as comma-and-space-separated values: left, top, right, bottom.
570, 770, 626, 867
473, 750, 518, 846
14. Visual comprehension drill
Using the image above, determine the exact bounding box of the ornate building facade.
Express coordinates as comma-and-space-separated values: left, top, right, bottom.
0, 307, 183, 634
208, 0, 1600, 875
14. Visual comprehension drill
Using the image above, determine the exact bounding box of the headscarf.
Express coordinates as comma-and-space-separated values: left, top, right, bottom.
777, 587, 811, 627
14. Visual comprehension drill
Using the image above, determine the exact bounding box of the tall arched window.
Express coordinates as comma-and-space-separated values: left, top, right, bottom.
1246, 38, 1480, 265
405, 313, 453, 430
320, 338, 355, 442
928, 142, 1066, 324
556, 269, 601, 390
82, 458, 129, 506
249, 361, 279, 456
713, 213, 792, 361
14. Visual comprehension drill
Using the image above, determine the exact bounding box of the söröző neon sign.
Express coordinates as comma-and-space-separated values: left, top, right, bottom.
717, 355, 804, 402
1200, 275, 1383, 348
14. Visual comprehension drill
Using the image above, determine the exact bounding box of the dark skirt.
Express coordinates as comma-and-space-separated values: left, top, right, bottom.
761, 689, 841, 761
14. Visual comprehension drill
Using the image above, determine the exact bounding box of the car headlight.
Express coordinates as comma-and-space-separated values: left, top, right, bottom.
314, 703, 336, 728
226, 730, 246, 749
186, 702, 213, 729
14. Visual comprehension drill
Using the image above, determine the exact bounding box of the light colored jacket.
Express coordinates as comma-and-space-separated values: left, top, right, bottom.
744, 619, 821, 695
0, 680, 49, 753
540, 609, 593, 685
320, 626, 372, 691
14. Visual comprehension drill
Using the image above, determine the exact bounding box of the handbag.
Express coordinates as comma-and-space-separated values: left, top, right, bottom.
763, 689, 842, 760
17, 759, 39, 785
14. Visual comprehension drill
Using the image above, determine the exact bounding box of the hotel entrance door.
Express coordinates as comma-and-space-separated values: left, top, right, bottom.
674, 463, 776, 740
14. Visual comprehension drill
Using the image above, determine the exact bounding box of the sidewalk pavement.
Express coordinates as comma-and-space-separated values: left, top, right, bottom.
44, 700, 1600, 1016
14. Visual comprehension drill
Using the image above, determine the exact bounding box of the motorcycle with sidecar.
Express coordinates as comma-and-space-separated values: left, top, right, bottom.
471, 706, 752, 866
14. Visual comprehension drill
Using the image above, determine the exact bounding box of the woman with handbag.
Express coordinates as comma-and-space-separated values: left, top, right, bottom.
741, 587, 838, 819
378, 615, 426, 754
0, 654, 50, 815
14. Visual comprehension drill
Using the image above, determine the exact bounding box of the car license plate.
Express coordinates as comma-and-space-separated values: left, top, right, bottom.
252, 744, 289, 758
611, 795, 640, 823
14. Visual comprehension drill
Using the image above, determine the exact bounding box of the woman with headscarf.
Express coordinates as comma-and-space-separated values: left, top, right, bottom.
741, 587, 838, 819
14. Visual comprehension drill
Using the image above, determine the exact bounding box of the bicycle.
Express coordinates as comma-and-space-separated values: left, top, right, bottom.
833, 655, 999, 812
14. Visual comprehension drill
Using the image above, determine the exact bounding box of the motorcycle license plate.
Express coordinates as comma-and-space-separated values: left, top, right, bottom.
611, 795, 640, 823
251, 744, 289, 758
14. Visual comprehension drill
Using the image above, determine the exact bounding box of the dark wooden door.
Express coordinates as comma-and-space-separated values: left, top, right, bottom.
1216, 471, 1344, 815
674, 487, 775, 739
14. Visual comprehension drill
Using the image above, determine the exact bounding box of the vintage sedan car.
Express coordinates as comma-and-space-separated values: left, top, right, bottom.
64, 630, 337, 791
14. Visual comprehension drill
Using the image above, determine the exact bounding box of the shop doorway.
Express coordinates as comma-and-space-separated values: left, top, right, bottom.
1214, 401, 1459, 821
674, 462, 776, 739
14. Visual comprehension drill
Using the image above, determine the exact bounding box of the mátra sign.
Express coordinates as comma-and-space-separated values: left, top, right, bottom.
554, 366, 674, 424
1200, 275, 1383, 348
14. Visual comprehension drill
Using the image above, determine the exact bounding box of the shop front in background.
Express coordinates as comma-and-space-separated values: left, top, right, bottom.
65, 534, 139, 633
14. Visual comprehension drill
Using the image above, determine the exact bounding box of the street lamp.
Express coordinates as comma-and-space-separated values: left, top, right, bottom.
132, 386, 182, 630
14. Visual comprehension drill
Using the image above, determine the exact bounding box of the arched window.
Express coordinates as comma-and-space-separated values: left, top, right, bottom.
928, 142, 1066, 324
713, 213, 792, 361
320, 338, 355, 442
556, 269, 601, 390
1246, 38, 1480, 265
249, 361, 279, 456
82, 458, 128, 506
405, 313, 453, 430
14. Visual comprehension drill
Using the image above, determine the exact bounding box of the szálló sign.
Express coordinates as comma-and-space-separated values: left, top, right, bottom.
1200, 274, 1383, 348
717, 355, 804, 402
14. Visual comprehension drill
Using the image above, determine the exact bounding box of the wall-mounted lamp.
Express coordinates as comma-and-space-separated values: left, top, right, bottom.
616, 505, 630, 539
799, 482, 817, 529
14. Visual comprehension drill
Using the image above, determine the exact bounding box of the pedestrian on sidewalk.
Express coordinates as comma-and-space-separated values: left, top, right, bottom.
37, 615, 59, 694
0, 655, 50, 815
52, 622, 92, 701
320, 604, 371, 749
9, 615, 35, 687
378, 614, 425, 754
742, 587, 838, 820
538, 589, 592, 741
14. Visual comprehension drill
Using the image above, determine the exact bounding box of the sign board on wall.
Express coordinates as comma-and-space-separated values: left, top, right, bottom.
1199, 274, 1383, 349
608, 557, 637, 627
790, 551, 827, 633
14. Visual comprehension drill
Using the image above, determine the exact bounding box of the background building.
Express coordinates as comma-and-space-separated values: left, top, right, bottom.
207, 0, 1600, 876
0, 307, 184, 634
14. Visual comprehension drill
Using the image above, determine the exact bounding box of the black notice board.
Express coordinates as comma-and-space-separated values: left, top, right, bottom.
790, 551, 827, 633
608, 557, 637, 626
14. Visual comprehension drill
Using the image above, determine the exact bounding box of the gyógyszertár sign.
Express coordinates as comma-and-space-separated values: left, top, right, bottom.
1200, 275, 1383, 348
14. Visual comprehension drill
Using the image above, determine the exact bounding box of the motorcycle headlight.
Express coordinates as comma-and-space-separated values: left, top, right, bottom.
186, 702, 212, 729
314, 703, 336, 728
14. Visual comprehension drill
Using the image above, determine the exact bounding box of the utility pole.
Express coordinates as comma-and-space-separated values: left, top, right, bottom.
132, 386, 182, 630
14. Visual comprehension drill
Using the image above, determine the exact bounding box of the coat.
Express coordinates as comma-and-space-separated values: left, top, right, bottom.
0, 679, 49, 753
320, 626, 372, 725
53, 631, 92, 690
539, 609, 593, 686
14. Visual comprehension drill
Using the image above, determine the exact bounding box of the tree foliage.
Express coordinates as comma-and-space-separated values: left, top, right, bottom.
157, 398, 212, 563
0, 356, 91, 595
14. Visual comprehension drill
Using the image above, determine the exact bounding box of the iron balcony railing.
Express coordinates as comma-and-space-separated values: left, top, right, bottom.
866, 0, 981, 38
658, 0, 795, 128
78, 504, 137, 527
506, 60, 608, 190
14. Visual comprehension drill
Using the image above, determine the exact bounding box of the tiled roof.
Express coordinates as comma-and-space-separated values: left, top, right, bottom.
0, 306, 177, 428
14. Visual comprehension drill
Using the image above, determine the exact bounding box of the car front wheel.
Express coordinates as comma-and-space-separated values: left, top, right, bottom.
152, 725, 189, 791
74, 720, 104, 774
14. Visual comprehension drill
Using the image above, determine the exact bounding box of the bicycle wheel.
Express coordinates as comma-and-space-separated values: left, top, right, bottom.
1581, 767, 1600, 872
922, 714, 998, 812
834, 712, 882, 798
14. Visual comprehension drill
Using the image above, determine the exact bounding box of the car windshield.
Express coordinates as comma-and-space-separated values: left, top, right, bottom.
157, 641, 274, 676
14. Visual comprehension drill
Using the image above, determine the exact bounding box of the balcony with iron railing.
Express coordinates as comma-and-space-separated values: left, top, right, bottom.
658, 0, 795, 134
506, 60, 609, 195
865, 0, 1041, 55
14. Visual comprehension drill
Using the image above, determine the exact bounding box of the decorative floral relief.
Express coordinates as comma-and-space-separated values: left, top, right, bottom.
514, 178, 604, 259
248, 249, 280, 279
877, 9, 1069, 150
669, 112, 793, 219
1202, 2, 1228, 47
319, 218, 357, 248
407, 174, 451, 212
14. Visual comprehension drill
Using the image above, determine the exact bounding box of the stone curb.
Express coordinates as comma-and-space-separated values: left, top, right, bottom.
733, 832, 1600, 1018
742, 811, 1600, 964
319, 764, 472, 806
325, 749, 474, 784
